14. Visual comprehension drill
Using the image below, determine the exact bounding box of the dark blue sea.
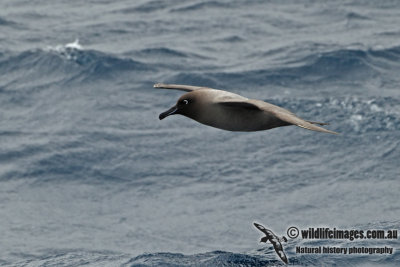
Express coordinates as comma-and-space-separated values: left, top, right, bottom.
1, 1, 399, 266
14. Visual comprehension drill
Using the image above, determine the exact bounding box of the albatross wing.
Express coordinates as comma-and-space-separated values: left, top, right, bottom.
272, 111, 338, 135
154, 83, 213, 92
248, 100, 339, 135
217, 99, 338, 134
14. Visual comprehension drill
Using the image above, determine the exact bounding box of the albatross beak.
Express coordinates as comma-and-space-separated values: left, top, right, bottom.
159, 105, 178, 120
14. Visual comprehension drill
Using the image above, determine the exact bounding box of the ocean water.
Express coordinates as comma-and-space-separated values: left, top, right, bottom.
0, 0, 399, 266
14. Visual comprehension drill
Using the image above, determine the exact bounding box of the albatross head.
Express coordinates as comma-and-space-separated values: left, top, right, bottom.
159, 93, 198, 120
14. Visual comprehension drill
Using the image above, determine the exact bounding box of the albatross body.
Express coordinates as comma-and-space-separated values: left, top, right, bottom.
155, 83, 338, 134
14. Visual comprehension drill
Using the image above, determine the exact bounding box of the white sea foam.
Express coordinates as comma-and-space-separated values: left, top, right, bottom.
46, 39, 83, 53
65, 39, 83, 50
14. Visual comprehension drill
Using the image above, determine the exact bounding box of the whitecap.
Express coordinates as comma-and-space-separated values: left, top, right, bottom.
65, 39, 83, 50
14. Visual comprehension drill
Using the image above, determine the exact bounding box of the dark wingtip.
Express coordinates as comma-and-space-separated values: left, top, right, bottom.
307, 120, 330, 126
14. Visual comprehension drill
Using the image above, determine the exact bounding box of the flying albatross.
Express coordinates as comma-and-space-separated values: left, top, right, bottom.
155, 83, 338, 134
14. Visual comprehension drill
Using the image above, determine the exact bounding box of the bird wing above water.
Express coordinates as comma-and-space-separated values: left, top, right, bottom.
217, 99, 338, 135
253, 223, 289, 264
272, 244, 289, 264
272, 109, 338, 134
154, 83, 212, 92
254, 223, 276, 237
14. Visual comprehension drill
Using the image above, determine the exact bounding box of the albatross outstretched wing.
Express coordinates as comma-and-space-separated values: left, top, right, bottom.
216, 99, 338, 134
271, 110, 338, 135
248, 100, 339, 135
154, 83, 213, 92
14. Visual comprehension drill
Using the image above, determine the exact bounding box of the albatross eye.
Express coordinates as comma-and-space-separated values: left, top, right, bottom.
182, 99, 189, 105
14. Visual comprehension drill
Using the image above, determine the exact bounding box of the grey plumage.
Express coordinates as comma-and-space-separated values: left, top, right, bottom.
155, 83, 338, 134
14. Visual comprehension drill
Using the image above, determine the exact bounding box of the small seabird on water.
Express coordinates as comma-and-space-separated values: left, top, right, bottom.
254, 222, 288, 264
155, 83, 338, 134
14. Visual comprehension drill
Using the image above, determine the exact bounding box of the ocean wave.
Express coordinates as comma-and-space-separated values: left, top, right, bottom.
116, 0, 175, 13
127, 251, 274, 266
345, 11, 371, 21
136, 47, 189, 58
44, 42, 153, 81
0, 17, 17, 27
246, 46, 399, 85
163, 73, 219, 88
3, 43, 398, 91
171, 1, 232, 13
3, 250, 280, 267
161, 46, 400, 90
0, 42, 152, 88
5, 243, 397, 267
134, 47, 209, 60
216, 35, 245, 43
2, 250, 128, 267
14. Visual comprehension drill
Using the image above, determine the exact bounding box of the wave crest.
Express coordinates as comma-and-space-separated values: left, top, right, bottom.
0, 42, 152, 88
169, 46, 400, 89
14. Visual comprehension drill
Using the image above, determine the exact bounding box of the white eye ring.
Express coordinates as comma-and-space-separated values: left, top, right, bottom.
182, 99, 189, 105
